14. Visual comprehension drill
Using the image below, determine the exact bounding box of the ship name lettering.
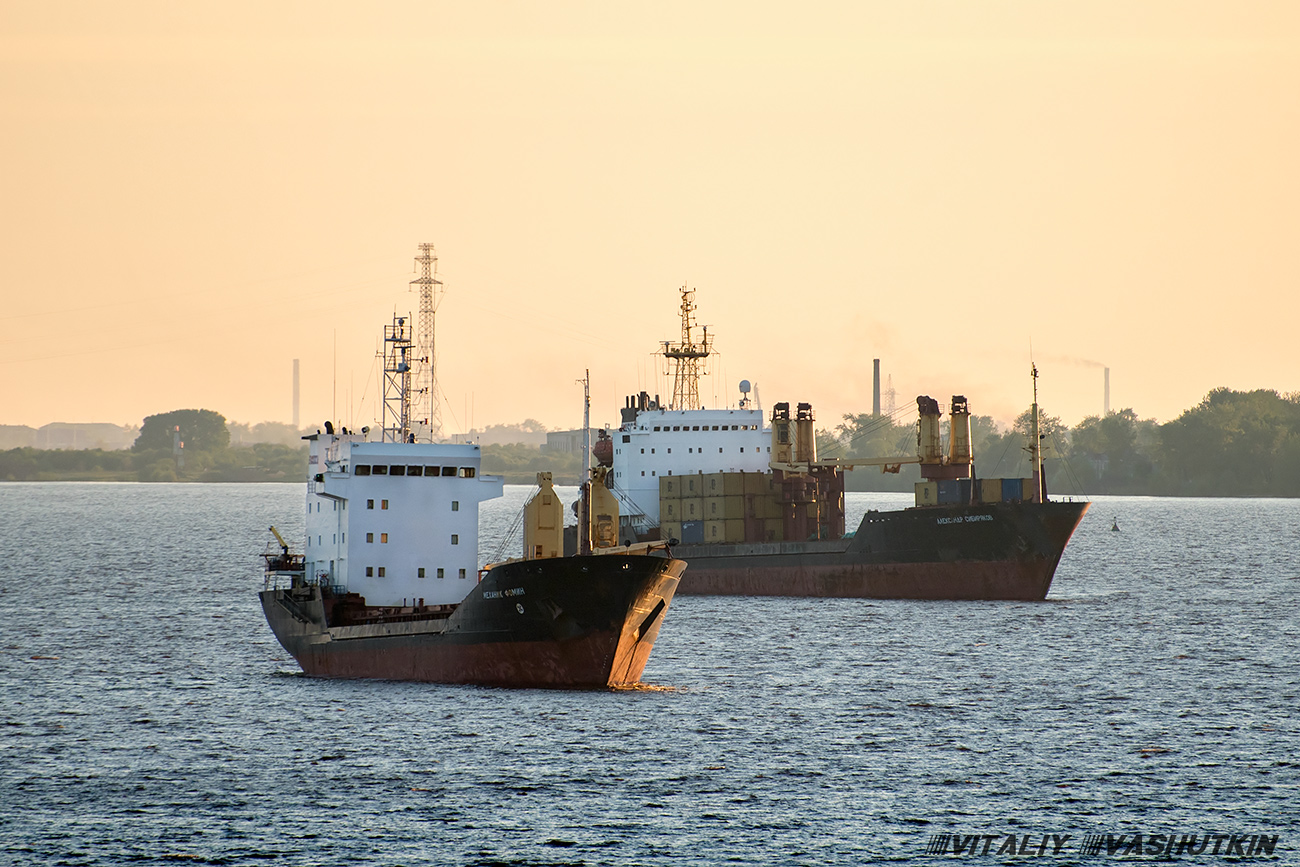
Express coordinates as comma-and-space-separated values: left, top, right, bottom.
936, 514, 995, 525
482, 587, 527, 599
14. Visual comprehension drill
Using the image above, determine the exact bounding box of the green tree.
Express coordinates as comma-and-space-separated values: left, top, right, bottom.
1066, 409, 1158, 493
834, 413, 915, 460
133, 409, 230, 454
1159, 388, 1300, 495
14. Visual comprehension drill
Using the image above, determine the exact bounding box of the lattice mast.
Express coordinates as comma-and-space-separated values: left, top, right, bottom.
381, 315, 414, 443
410, 243, 444, 441
661, 285, 711, 410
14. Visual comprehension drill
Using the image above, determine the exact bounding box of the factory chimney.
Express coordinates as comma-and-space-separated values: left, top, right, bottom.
1104, 367, 1110, 416
872, 359, 881, 416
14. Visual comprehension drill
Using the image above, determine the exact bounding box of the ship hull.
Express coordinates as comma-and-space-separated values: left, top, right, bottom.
261, 555, 683, 689
670, 500, 1089, 601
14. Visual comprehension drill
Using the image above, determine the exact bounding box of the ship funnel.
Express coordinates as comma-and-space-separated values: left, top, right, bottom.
794, 402, 817, 464
771, 402, 793, 464
947, 395, 972, 466
917, 395, 943, 464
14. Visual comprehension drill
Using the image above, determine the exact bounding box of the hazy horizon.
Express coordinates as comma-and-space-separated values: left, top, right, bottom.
3, 3, 1297, 435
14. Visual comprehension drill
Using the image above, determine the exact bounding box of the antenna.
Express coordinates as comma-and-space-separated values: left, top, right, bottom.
577, 369, 591, 555
1030, 363, 1043, 503
410, 243, 444, 442
661, 285, 712, 410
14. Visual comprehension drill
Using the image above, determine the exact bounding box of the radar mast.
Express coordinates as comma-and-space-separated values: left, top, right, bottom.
381, 315, 414, 443
661, 285, 712, 410
410, 243, 444, 442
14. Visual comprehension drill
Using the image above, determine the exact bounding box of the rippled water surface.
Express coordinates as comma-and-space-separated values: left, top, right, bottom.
2, 484, 1297, 865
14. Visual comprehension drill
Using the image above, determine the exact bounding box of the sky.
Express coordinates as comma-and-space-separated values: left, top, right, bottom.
2, 2, 1298, 437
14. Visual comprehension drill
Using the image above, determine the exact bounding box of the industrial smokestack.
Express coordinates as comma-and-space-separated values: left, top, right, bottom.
1104, 367, 1110, 416
873, 359, 881, 416
293, 359, 300, 428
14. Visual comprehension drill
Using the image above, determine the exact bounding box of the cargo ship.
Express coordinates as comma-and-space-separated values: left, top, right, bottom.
596, 287, 1088, 601
260, 271, 683, 689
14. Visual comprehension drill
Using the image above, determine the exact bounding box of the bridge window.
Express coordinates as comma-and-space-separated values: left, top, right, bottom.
354, 465, 371, 476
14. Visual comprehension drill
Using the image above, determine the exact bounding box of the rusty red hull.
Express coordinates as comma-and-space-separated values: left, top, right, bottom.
672, 500, 1089, 601
260, 554, 683, 689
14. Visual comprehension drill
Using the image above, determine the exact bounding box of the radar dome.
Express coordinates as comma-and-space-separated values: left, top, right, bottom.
739, 380, 751, 394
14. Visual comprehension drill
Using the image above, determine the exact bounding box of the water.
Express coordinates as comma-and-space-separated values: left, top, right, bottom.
1, 484, 1297, 865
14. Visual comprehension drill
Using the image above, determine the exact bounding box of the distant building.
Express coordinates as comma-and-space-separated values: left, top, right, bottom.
33, 423, 138, 451
543, 428, 603, 456
450, 425, 550, 447
0, 425, 37, 449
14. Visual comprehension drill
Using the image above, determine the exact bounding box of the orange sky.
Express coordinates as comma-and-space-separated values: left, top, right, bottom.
3, 2, 1298, 436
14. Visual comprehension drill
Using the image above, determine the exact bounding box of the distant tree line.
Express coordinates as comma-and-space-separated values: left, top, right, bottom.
479, 443, 582, 485
6, 389, 1298, 495
0, 409, 306, 482
827, 388, 1300, 497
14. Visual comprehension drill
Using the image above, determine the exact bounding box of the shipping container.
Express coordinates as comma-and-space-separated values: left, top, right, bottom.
957, 478, 972, 504
1001, 478, 1022, 501
743, 516, 766, 542
659, 476, 680, 497
1023, 477, 1037, 500
720, 472, 746, 496
660, 520, 682, 543
750, 493, 783, 519
915, 481, 938, 506
980, 478, 1003, 504
743, 472, 776, 496
681, 497, 703, 519
724, 519, 746, 543
661, 499, 681, 521
704, 472, 726, 495
704, 495, 743, 519
683, 475, 701, 495
680, 520, 704, 544
936, 479, 960, 504
704, 520, 727, 542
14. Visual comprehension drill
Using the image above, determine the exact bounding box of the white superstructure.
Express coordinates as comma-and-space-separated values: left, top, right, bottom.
303, 432, 504, 606
609, 400, 770, 529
